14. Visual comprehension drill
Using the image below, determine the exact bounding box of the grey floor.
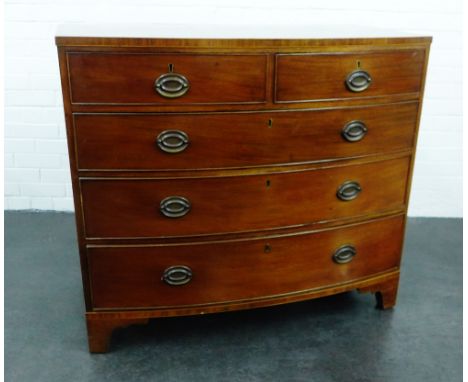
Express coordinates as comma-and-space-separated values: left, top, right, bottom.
5, 212, 462, 382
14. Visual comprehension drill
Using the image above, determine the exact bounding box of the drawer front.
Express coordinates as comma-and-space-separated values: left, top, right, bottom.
275, 50, 425, 102
74, 102, 418, 170
67, 53, 267, 105
81, 157, 409, 238
88, 215, 404, 309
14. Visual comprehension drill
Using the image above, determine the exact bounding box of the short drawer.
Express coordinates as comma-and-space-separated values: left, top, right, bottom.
88, 215, 404, 309
67, 52, 267, 105
275, 49, 425, 102
80, 157, 410, 239
74, 102, 418, 170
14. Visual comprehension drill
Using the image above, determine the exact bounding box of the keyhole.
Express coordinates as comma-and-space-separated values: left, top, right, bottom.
264, 244, 272, 254
268, 118, 273, 128
168, 63, 174, 72
357, 60, 361, 68
266, 179, 271, 188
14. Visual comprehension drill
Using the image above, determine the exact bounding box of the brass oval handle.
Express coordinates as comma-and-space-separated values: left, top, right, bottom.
342, 121, 368, 142
332, 245, 356, 264
162, 265, 193, 286
157, 130, 189, 154
160, 196, 191, 218
345, 70, 372, 92
337, 181, 361, 201
154, 72, 190, 98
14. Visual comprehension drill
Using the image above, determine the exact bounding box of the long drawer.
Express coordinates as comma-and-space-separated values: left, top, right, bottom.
67, 52, 267, 105
88, 215, 404, 309
74, 102, 418, 171
80, 157, 410, 239
275, 49, 425, 102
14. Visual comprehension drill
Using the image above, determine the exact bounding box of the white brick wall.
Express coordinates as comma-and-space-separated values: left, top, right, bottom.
4, 0, 463, 217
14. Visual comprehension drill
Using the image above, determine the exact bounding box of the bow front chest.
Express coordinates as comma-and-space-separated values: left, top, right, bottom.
56, 26, 431, 352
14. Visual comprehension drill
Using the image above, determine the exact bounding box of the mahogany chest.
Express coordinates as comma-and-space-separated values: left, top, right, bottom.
56, 27, 431, 352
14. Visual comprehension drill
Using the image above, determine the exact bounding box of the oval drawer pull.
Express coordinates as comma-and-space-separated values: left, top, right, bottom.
345, 70, 372, 92
332, 245, 356, 264
154, 72, 190, 98
342, 121, 368, 142
160, 196, 191, 218
337, 181, 361, 201
157, 130, 189, 154
162, 265, 193, 286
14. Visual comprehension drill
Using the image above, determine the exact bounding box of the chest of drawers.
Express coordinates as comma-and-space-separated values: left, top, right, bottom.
56, 27, 431, 353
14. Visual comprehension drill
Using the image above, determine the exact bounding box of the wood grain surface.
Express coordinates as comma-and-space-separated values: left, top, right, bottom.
67, 52, 268, 105
275, 49, 425, 102
80, 156, 410, 239
74, 101, 418, 171
88, 215, 404, 309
